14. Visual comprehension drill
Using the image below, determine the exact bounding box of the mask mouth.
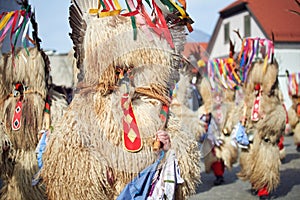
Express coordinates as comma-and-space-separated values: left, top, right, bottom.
13, 83, 26, 97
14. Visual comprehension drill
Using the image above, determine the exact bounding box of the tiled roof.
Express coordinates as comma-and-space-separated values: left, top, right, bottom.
182, 42, 208, 60
220, 0, 300, 42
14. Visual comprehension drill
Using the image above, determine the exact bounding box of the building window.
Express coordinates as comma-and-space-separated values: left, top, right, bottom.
244, 15, 251, 37
224, 22, 230, 44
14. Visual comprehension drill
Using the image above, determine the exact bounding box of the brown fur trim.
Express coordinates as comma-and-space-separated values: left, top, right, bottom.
279, 147, 286, 160
288, 106, 299, 128
135, 84, 170, 106
0, 123, 14, 176
0, 150, 46, 200
248, 134, 281, 192
42, 91, 201, 199
199, 78, 213, 113
293, 123, 300, 145
203, 151, 218, 173
0, 47, 48, 199
2, 95, 44, 150
255, 104, 286, 145
237, 147, 252, 181
215, 135, 238, 170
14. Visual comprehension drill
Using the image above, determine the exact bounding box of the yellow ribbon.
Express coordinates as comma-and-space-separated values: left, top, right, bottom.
169, 0, 187, 19
89, 0, 121, 17
220, 59, 226, 77
113, 0, 121, 10
0, 11, 15, 31
263, 54, 268, 74
89, 9, 99, 14
99, 10, 121, 17
228, 58, 241, 84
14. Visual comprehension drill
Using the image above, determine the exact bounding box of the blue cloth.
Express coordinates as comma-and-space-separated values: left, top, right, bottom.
200, 133, 207, 143
117, 151, 165, 200
32, 131, 48, 186
235, 122, 249, 146
37, 131, 47, 169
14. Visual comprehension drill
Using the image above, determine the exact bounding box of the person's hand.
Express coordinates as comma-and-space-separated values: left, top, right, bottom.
156, 130, 171, 151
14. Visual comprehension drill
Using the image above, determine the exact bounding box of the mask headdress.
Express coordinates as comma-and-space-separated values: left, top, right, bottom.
0, 0, 41, 59
238, 37, 275, 83
207, 57, 243, 91
69, 0, 193, 84
69, 0, 194, 152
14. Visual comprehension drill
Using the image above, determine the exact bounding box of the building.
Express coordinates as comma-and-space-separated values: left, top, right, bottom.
182, 42, 209, 66
182, 28, 211, 69
45, 50, 76, 88
207, 0, 300, 108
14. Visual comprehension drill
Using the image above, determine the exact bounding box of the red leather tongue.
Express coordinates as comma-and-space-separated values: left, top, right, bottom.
12, 100, 22, 130
251, 95, 260, 121
121, 94, 142, 152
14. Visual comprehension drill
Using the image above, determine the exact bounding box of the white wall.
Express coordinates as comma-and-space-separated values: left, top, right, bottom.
210, 11, 300, 109
276, 49, 300, 109
210, 11, 265, 59
48, 51, 75, 88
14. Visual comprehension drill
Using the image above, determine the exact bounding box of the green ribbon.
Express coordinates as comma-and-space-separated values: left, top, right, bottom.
125, 0, 137, 40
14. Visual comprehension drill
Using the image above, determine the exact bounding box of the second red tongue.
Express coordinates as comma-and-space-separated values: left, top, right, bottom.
251, 83, 261, 121
12, 100, 22, 130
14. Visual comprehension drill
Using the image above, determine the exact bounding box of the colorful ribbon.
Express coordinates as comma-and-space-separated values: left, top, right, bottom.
88, 0, 193, 48
0, 6, 32, 59
239, 38, 275, 79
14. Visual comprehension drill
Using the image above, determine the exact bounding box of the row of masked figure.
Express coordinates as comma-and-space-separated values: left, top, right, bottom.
0, 0, 292, 200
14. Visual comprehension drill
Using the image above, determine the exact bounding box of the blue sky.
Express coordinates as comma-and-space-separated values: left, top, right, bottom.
29, 0, 235, 53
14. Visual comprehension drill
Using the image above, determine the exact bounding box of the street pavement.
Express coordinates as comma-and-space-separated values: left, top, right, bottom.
189, 135, 300, 200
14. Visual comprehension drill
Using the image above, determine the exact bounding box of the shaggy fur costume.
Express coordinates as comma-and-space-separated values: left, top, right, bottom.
287, 96, 300, 148
226, 60, 286, 192
0, 48, 49, 200
170, 73, 207, 142
41, 1, 201, 199
0, 122, 14, 179
197, 77, 239, 173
